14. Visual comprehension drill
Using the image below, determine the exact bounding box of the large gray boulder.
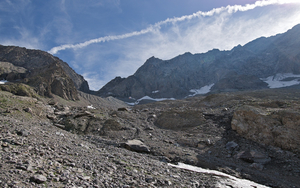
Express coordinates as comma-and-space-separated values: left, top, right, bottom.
124, 139, 150, 153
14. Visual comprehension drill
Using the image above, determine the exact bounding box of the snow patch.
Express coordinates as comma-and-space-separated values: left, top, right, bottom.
189, 84, 214, 96
169, 163, 269, 188
0, 80, 8, 85
152, 90, 159, 93
127, 95, 175, 106
261, 73, 300, 88
87, 105, 96, 109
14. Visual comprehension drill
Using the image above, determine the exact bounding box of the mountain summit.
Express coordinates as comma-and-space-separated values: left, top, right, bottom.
96, 24, 300, 103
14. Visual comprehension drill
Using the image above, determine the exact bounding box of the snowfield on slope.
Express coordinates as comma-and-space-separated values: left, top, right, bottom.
169, 163, 269, 188
189, 84, 215, 96
261, 73, 300, 88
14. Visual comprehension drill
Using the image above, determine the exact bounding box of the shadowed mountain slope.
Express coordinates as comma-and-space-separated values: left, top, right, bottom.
96, 24, 300, 102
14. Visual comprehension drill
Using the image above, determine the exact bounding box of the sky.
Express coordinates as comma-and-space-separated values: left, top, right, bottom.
1, 0, 300, 91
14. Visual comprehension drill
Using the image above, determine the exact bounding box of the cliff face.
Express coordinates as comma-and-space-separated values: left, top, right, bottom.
0, 45, 89, 100
96, 24, 300, 101
0, 45, 89, 92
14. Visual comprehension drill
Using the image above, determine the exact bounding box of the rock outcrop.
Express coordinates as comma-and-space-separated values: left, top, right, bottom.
0, 45, 90, 100
231, 105, 300, 153
25, 62, 79, 100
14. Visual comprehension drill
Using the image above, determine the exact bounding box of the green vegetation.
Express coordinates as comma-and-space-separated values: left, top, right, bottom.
0, 83, 39, 98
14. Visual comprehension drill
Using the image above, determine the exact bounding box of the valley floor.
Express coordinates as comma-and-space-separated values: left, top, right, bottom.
0, 88, 300, 187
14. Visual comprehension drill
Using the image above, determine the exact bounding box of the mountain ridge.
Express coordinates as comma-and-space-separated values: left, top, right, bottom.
96, 23, 300, 103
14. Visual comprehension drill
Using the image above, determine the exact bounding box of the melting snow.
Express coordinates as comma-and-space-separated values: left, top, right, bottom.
189, 84, 214, 96
261, 73, 300, 88
127, 84, 214, 105
127, 96, 175, 105
87, 105, 96, 109
169, 163, 269, 188
0, 80, 8, 85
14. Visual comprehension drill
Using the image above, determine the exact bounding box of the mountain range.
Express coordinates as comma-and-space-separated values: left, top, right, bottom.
0, 24, 300, 104
96, 24, 300, 104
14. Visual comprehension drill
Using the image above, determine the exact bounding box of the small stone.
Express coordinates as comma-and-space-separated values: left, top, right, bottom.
226, 141, 239, 150
147, 114, 157, 122
79, 176, 91, 181
205, 139, 212, 145
47, 115, 56, 120
2, 142, 8, 147
48, 100, 58, 105
118, 107, 129, 111
54, 124, 65, 129
77, 168, 84, 173
56, 132, 64, 136
17, 160, 33, 171
66, 163, 76, 167
13, 181, 20, 185
250, 163, 264, 171
165, 180, 172, 186
237, 150, 271, 164
16, 129, 29, 137
24, 107, 32, 113
16, 165, 27, 170
159, 156, 171, 163
13, 140, 23, 146
145, 126, 154, 131
30, 174, 47, 184
145, 177, 156, 183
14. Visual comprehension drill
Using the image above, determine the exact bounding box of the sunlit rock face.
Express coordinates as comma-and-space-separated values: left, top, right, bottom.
232, 105, 300, 153
96, 24, 300, 102
0, 45, 90, 100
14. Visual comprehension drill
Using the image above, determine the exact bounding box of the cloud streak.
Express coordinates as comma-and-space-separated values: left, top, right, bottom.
48, 0, 299, 54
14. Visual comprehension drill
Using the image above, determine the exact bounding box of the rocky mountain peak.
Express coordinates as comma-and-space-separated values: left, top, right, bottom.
0, 45, 90, 100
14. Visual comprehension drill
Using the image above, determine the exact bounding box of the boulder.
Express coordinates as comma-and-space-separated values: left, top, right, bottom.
225, 141, 239, 151
30, 174, 47, 184
237, 150, 270, 164
124, 139, 150, 153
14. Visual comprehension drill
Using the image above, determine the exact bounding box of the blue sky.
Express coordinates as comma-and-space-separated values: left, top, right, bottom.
1, 0, 300, 90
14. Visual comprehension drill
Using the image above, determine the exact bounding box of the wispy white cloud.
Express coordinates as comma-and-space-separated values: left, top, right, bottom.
1, 26, 42, 49
48, 0, 300, 55
77, 0, 300, 90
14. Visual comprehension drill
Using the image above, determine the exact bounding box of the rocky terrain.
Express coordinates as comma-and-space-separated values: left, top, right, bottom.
96, 24, 300, 102
1, 84, 300, 187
